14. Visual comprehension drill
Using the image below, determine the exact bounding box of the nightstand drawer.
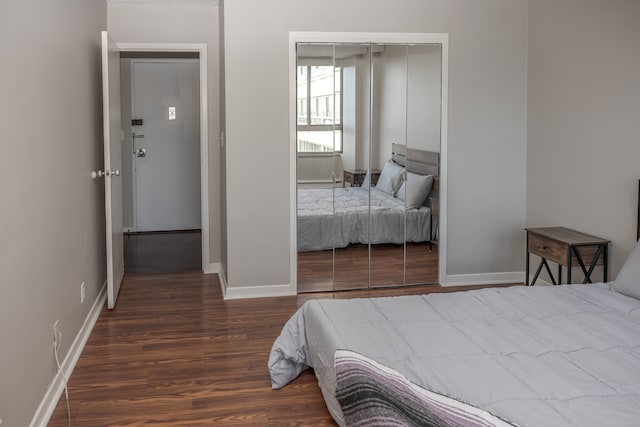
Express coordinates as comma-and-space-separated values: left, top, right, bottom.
528, 231, 605, 267
528, 233, 566, 265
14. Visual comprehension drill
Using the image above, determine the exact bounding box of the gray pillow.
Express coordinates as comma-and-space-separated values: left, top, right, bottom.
397, 172, 433, 209
375, 160, 404, 194
614, 239, 640, 299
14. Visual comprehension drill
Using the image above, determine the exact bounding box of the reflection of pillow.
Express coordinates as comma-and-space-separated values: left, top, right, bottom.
614, 239, 640, 299
375, 160, 404, 194
361, 171, 371, 190
397, 172, 433, 209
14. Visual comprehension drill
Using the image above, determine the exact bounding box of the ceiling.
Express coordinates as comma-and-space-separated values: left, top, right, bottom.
105, 0, 219, 6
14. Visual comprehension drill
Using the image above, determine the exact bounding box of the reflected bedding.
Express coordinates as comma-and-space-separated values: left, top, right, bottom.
297, 187, 431, 252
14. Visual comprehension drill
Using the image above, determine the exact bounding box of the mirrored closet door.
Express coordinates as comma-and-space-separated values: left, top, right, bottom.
404, 44, 441, 285
332, 44, 372, 291
295, 45, 338, 292
369, 44, 408, 288
296, 41, 442, 293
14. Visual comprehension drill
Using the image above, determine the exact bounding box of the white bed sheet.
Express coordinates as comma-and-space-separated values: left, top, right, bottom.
269, 283, 640, 426
297, 187, 431, 252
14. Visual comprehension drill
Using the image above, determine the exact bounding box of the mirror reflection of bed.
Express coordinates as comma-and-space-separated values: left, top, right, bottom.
298, 144, 439, 292
296, 42, 443, 293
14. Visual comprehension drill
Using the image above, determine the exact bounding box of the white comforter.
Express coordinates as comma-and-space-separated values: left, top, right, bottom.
297, 187, 431, 251
269, 284, 640, 426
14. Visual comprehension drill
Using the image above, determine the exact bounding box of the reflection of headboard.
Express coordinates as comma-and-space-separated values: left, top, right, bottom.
391, 142, 440, 193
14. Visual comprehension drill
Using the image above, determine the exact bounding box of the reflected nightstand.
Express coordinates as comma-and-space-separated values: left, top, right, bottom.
343, 169, 380, 187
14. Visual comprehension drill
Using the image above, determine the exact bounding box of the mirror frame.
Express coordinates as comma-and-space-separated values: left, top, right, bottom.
289, 32, 449, 292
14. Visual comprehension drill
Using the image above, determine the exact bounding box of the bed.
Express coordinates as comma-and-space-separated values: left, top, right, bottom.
297, 187, 432, 251
271, 204, 640, 426
297, 143, 439, 252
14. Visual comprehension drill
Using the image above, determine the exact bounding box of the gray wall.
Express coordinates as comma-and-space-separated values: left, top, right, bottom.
527, 0, 640, 278
0, 0, 106, 425
108, 1, 221, 265
223, 0, 528, 288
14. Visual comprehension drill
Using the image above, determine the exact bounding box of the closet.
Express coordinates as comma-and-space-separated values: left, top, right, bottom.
295, 41, 443, 292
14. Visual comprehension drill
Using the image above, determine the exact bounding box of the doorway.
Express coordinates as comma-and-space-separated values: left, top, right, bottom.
100, 37, 211, 308
120, 52, 205, 274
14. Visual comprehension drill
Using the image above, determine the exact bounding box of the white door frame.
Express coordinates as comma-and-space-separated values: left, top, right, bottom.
117, 42, 210, 272
288, 32, 449, 291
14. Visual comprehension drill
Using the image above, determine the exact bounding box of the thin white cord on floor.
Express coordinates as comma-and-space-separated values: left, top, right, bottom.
54, 331, 71, 427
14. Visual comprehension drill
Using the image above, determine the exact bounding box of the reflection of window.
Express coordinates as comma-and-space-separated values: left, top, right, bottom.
297, 65, 342, 153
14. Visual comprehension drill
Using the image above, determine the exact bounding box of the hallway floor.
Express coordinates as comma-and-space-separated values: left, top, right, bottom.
123, 230, 202, 274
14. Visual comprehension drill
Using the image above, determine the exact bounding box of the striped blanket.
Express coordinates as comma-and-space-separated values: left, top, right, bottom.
335, 350, 516, 427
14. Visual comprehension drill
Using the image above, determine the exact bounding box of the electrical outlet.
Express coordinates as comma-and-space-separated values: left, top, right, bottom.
53, 320, 60, 345
80, 281, 86, 304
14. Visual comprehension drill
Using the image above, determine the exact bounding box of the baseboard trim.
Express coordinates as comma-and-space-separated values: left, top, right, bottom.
223, 283, 296, 300
218, 266, 227, 298
443, 271, 524, 287
203, 262, 220, 274
30, 281, 107, 427
527, 274, 552, 286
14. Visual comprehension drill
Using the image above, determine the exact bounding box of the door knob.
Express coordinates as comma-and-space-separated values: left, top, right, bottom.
135, 148, 146, 158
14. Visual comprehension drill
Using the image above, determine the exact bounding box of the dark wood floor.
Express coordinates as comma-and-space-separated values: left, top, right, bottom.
298, 242, 438, 292
48, 272, 520, 426
124, 230, 202, 274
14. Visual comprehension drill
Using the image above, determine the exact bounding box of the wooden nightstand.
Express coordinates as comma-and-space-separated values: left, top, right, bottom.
525, 227, 610, 286
343, 169, 380, 187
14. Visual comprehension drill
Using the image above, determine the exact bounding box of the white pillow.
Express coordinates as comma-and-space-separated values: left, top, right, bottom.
375, 160, 405, 194
397, 172, 433, 209
361, 171, 371, 190
614, 239, 640, 299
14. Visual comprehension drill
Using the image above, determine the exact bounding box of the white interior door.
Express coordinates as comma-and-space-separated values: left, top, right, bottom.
101, 31, 124, 309
132, 60, 201, 231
